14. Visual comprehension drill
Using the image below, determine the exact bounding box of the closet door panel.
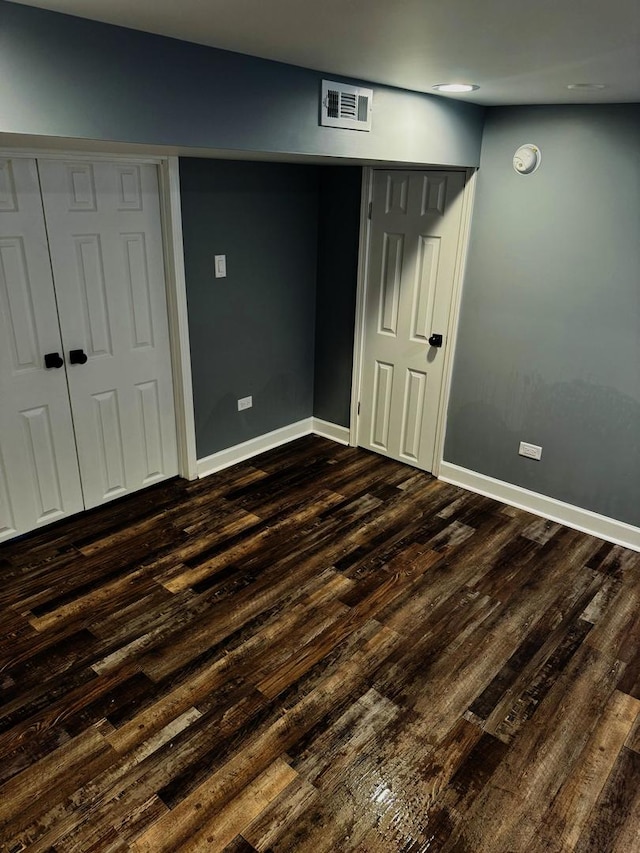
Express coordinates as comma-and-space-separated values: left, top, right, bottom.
38, 160, 178, 509
0, 158, 84, 540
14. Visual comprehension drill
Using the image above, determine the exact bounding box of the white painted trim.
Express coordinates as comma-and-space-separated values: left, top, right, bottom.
439, 461, 640, 553
312, 418, 350, 445
349, 166, 374, 447
158, 158, 198, 480
196, 418, 352, 478
197, 419, 314, 477
0, 146, 163, 164
431, 167, 478, 477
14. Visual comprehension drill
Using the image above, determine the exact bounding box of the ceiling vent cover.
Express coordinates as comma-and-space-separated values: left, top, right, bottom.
321, 80, 372, 131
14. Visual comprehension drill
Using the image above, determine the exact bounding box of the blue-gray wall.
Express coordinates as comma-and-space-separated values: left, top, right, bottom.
5, 1, 638, 530
180, 159, 319, 458
0, 1, 484, 166
445, 105, 640, 526
314, 167, 362, 427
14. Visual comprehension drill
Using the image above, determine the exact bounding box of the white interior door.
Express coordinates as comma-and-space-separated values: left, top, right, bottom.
358, 170, 466, 472
38, 160, 179, 509
0, 158, 84, 541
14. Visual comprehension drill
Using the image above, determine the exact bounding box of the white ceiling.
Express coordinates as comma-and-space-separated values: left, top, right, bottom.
9, 0, 640, 105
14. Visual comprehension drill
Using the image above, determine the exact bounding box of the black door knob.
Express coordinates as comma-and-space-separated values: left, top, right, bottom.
69, 349, 88, 365
428, 333, 443, 348
44, 352, 64, 369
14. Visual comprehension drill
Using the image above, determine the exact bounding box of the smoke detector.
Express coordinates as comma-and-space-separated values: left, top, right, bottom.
513, 144, 541, 175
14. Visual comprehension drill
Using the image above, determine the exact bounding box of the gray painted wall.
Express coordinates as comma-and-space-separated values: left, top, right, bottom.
445, 105, 640, 526
180, 159, 319, 458
0, 1, 484, 166
314, 167, 362, 427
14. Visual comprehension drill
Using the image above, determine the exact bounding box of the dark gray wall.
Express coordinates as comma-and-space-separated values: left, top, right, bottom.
180, 159, 319, 458
314, 167, 362, 426
0, 1, 484, 165
445, 105, 640, 526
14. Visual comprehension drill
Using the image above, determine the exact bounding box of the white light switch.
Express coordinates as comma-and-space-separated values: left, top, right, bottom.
214, 255, 227, 278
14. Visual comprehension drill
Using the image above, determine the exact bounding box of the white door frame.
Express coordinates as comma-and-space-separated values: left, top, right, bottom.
0, 147, 198, 482
350, 165, 478, 477
158, 158, 198, 480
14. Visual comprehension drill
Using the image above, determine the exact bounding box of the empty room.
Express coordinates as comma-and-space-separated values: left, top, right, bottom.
0, 0, 639, 850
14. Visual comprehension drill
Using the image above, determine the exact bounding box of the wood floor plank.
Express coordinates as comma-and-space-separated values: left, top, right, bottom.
107, 572, 352, 754
0, 726, 116, 839
573, 745, 640, 853
526, 689, 640, 852
0, 436, 639, 852
163, 489, 344, 593
440, 644, 626, 853
179, 758, 298, 852
354, 717, 485, 851
479, 571, 603, 742
241, 772, 319, 851
0, 662, 141, 761
11, 707, 209, 851
413, 730, 510, 850
625, 709, 640, 754
130, 626, 402, 851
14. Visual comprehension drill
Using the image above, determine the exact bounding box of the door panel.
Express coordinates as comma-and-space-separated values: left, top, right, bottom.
0, 158, 84, 540
73, 234, 113, 357
379, 233, 403, 335
371, 361, 394, 450
400, 369, 427, 462
91, 388, 127, 498
410, 236, 440, 342
38, 160, 178, 509
135, 379, 165, 483
21, 405, 68, 520
358, 170, 466, 473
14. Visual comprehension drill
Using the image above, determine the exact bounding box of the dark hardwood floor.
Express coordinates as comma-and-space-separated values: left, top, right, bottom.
1, 435, 639, 852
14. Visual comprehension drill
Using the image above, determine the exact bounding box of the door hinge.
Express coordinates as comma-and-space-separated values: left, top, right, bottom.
368, 202, 372, 219
357, 402, 361, 415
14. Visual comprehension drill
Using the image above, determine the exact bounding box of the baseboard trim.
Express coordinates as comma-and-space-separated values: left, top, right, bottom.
439, 461, 640, 553
311, 418, 351, 445
196, 418, 352, 478
197, 418, 314, 477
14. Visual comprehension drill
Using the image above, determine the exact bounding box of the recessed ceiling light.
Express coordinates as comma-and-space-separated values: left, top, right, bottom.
432, 83, 480, 94
566, 83, 606, 90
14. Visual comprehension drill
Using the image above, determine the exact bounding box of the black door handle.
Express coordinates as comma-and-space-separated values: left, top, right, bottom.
44, 352, 64, 369
69, 349, 88, 365
428, 333, 443, 348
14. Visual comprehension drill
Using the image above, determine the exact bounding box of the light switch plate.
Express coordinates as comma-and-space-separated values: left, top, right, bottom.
214, 255, 227, 278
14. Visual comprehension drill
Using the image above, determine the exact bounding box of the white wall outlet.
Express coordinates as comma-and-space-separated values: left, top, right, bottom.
214, 254, 227, 278
237, 395, 252, 411
519, 441, 542, 461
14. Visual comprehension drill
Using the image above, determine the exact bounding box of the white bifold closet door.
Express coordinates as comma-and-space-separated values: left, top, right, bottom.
38, 160, 178, 510
0, 157, 178, 542
0, 158, 85, 539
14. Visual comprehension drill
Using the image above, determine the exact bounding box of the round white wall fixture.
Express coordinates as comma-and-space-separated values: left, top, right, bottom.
513, 143, 541, 175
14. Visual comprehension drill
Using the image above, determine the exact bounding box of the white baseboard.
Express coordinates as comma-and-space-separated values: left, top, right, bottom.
439, 461, 640, 553
311, 417, 351, 445
197, 418, 314, 477
196, 417, 351, 478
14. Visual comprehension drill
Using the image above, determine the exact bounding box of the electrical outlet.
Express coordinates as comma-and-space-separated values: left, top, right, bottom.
519, 441, 542, 461
237, 396, 252, 411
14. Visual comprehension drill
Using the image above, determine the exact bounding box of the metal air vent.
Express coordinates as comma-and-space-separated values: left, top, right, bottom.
320, 80, 372, 131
